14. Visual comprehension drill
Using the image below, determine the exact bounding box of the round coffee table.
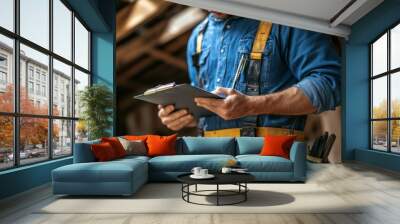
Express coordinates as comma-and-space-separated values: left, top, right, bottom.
177, 173, 255, 206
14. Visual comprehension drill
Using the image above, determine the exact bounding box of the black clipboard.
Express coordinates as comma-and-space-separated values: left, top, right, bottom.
134, 84, 224, 117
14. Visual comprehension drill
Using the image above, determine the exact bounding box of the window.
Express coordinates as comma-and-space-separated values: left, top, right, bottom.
0, 0, 91, 170
0, 0, 14, 32
0, 71, 6, 85
20, 0, 49, 48
370, 23, 400, 154
35, 70, 40, 81
0, 116, 13, 170
28, 81, 34, 94
36, 83, 40, 95
53, 59, 72, 117
74, 17, 90, 70
53, 120, 72, 158
0, 54, 7, 67
42, 85, 46, 97
0, 35, 13, 113
28, 67, 34, 80
53, 0, 72, 60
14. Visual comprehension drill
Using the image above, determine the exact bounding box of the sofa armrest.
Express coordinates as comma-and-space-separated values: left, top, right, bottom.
289, 141, 307, 181
73, 142, 98, 163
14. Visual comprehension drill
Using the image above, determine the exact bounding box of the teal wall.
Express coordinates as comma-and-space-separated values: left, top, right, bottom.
344, 0, 400, 171
91, 0, 117, 136
0, 0, 116, 200
0, 158, 72, 199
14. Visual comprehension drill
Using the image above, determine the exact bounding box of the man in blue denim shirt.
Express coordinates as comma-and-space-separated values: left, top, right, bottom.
158, 12, 340, 136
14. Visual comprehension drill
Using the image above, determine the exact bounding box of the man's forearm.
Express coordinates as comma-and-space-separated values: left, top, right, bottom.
246, 87, 317, 116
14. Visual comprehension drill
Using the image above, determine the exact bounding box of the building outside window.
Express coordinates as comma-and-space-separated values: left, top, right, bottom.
0, 54, 7, 90
28, 66, 34, 80
35, 83, 40, 95
0, 71, 7, 92
0, 54, 7, 67
370, 22, 400, 154
41, 85, 46, 97
35, 70, 40, 81
0, 0, 91, 170
41, 73, 46, 83
28, 81, 34, 94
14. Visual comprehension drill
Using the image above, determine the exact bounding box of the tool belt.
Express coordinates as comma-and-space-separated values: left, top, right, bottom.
203, 127, 305, 141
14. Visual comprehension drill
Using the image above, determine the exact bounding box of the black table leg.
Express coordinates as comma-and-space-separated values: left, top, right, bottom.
187, 184, 190, 202
216, 184, 219, 206
195, 184, 198, 192
245, 183, 247, 201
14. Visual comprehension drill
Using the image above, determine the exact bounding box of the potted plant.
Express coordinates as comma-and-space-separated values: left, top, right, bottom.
79, 84, 113, 140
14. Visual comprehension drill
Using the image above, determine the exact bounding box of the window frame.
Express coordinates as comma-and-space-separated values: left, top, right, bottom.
0, 0, 92, 171
369, 20, 400, 154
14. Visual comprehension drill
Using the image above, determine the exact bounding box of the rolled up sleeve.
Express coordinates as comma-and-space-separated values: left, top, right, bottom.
282, 26, 341, 112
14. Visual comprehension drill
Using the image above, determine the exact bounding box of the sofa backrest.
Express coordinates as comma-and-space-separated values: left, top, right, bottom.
73, 139, 100, 163
74, 136, 266, 163
235, 137, 264, 155
177, 137, 236, 155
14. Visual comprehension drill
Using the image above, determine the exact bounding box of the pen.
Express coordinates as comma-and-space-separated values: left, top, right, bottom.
231, 54, 247, 89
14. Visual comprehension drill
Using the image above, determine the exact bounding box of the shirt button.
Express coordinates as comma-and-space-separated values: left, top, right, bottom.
217, 78, 221, 82
221, 49, 224, 53
226, 25, 231, 29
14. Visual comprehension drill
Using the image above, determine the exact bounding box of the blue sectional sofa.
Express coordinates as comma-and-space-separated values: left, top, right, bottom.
52, 137, 306, 196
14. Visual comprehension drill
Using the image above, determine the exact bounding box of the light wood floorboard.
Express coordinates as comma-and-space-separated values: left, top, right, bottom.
1, 162, 400, 224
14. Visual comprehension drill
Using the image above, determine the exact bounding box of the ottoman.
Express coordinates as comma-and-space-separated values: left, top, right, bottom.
52, 157, 148, 196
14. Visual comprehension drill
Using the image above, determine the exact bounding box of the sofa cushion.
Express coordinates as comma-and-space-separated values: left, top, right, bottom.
260, 135, 296, 159
235, 137, 264, 155
118, 137, 147, 156
101, 137, 127, 158
91, 142, 118, 161
149, 154, 235, 172
147, 134, 177, 157
236, 155, 293, 172
178, 137, 235, 155
53, 156, 148, 183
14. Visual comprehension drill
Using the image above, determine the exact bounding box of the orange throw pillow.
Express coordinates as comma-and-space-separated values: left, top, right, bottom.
101, 137, 127, 158
259, 135, 296, 159
146, 134, 177, 157
91, 142, 117, 162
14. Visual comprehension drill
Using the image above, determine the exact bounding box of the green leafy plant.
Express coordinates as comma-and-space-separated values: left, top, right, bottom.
79, 84, 113, 140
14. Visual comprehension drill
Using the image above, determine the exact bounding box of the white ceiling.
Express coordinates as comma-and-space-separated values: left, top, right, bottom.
166, 0, 384, 38
226, 0, 352, 21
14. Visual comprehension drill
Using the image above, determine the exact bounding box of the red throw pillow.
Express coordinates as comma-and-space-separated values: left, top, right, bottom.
91, 142, 118, 162
101, 137, 127, 158
124, 135, 148, 141
146, 134, 177, 157
259, 135, 296, 159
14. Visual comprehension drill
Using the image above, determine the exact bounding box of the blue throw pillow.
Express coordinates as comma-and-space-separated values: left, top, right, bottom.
236, 137, 264, 155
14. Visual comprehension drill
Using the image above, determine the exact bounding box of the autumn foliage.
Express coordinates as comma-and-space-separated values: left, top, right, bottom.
372, 99, 400, 141
0, 85, 59, 150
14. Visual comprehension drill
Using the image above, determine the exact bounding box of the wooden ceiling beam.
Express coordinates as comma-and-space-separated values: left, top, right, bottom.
116, 7, 206, 70
117, 32, 190, 86
116, 0, 171, 42
147, 48, 187, 71
117, 20, 169, 69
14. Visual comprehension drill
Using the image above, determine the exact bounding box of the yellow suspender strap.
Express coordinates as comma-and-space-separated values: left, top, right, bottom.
196, 32, 204, 54
250, 21, 272, 60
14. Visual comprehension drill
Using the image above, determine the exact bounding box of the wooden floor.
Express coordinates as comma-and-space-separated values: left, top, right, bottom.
1, 162, 400, 224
